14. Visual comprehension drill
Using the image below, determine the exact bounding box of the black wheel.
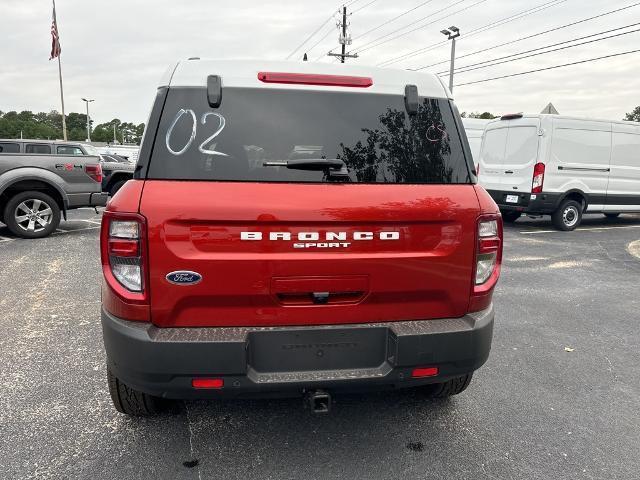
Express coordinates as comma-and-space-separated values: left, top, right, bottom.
604, 213, 620, 219
107, 366, 163, 416
551, 199, 582, 231
501, 210, 521, 223
3, 191, 61, 239
423, 373, 473, 398
109, 180, 127, 197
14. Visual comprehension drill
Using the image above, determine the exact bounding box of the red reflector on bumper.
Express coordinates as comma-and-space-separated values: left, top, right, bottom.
411, 367, 439, 378
192, 378, 224, 389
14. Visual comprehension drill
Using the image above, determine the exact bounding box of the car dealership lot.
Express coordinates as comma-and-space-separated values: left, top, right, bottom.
1, 210, 639, 480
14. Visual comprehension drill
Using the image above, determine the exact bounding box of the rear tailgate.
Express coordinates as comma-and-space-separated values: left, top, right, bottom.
141, 181, 480, 327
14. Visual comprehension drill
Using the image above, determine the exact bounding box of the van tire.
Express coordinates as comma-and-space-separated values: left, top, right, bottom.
107, 367, 163, 416
423, 373, 473, 398
604, 213, 620, 219
3, 191, 61, 239
501, 211, 521, 223
552, 199, 582, 231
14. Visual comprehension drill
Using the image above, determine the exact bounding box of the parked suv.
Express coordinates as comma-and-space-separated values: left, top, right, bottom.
101, 60, 502, 415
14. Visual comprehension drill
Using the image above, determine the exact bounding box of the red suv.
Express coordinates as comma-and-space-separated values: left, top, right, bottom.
101, 60, 502, 415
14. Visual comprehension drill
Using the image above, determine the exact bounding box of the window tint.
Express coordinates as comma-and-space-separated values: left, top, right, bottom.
0, 142, 20, 153
25, 144, 52, 154
148, 87, 471, 184
57, 145, 85, 155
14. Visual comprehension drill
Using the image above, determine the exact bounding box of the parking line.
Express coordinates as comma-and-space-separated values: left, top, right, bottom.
52, 226, 100, 235
78, 219, 102, 225
521, 225, 640, 235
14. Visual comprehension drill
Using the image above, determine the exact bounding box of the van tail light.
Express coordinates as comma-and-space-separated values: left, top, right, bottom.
531, 162, 545, 193
85, 163, 103, 183
469, 215, 503, 312
101, 212, 149, 320
257, 72, 373, 88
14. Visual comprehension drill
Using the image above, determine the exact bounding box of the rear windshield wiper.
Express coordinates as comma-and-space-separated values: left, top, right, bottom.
263, 158, 345, 171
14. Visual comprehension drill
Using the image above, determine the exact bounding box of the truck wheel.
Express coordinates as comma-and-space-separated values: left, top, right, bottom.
604, 213, 620, 219
109, 180, 127, 197
501, 211, 521, 223
424, 373, 473, 398
552, 199, 582, 231
3, 191, 61, 239
107, 366, 164, 416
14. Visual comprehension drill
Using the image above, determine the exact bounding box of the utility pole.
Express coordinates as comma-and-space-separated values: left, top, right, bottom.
441, 26, 460, 93
81, 98, 94, 142
327, 5, 358, 63
113, 124, 117, 144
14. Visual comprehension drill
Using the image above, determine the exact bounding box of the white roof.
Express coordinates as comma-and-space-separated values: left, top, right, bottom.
461, 118, 492, 131
484, 113, 640, 127
160, 59, 452, 99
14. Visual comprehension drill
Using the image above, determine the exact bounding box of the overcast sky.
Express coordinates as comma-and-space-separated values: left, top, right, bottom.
1, 0, 639, 125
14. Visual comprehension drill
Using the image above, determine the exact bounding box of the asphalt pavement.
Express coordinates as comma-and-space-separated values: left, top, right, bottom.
1, 210, 639, 480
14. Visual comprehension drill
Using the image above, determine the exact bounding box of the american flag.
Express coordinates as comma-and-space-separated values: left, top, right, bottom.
49, 4, 61, 60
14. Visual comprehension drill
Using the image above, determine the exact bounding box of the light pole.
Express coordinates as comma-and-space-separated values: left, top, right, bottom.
441, 26, 460, 93
81, 98, 94, 142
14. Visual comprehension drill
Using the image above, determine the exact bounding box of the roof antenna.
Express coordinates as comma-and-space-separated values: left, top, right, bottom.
303, 53, 308, 61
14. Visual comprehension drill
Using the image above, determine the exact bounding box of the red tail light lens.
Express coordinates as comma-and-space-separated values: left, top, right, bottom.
85, 163, 103, 183
101, 212, 148, 300
470, 215, 503, 312
532, 162, 545, 193
257, 72, 373, 88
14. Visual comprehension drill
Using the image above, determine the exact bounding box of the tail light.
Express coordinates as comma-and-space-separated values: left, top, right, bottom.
101, 212, 149, 320
532, 162, 545, 193
85, 163, 103, 183
257, 72, 373, 88
470, 215, 503, 312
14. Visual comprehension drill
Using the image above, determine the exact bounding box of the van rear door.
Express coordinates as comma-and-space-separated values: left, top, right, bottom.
478, 124, 508, 191
140, 84, 480, 328
501, 118, 540, 197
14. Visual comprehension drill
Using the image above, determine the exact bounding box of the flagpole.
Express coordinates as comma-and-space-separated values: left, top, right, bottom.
53, 0, 67, 140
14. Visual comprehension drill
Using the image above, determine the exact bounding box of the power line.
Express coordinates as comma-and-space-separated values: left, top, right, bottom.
379, 0, 568, 67
350, 0, 471, 54
413, 1, 640, 70
285, 15, 335, 60
437, 23, 640, 75
310, 26, 340, 60
454, 48, 640, 87
351, 0, 380, 14
351, 0, 436, 42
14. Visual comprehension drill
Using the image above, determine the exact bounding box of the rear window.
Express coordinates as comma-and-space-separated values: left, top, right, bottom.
57, 145, 85, 155
147, 87, 471, 184
0, 142, 20, 153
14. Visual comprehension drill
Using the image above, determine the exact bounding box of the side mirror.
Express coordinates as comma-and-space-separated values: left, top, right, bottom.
207, 75, 222, 108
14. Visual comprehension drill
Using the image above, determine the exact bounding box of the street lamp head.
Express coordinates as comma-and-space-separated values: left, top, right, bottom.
81, 97, 87, 102
449, 26, 459, 32
440, 29, 451, 36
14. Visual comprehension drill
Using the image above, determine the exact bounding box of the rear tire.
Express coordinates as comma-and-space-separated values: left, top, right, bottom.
604, 213, 620, 219
3, 191, 61, 239
501, 210, 521, 223
423, 373, 473, 398
107, 366, 164, 416
109, 180, 127, 197
552, 199, 582, 231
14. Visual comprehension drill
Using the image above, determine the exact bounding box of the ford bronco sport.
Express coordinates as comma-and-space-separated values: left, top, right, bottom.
101, 60, 502, 415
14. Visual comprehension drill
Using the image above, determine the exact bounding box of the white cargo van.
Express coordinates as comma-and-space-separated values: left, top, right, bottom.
478, 113, 640, 230
461, 118, 491, 169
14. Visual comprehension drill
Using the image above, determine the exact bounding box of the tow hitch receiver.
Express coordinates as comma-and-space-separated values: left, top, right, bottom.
306, 390, 331, 414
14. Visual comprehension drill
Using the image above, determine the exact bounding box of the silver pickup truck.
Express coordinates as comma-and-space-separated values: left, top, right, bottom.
0, 139, 108, 238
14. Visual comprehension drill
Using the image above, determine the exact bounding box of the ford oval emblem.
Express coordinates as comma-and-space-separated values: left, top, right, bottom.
166, 271, 202, 285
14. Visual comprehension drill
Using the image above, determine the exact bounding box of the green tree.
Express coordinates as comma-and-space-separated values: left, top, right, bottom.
624, 106, 640, 122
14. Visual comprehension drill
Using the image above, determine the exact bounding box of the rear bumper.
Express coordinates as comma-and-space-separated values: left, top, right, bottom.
66, 192, 108, 208
102, 306, 494, 399
487, 189, 561, 214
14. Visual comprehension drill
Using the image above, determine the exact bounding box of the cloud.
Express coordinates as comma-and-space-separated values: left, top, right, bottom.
1, 0, 638, 124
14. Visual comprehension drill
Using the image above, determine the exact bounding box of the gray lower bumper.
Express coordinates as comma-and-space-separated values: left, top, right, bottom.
102, 306, 494, 399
